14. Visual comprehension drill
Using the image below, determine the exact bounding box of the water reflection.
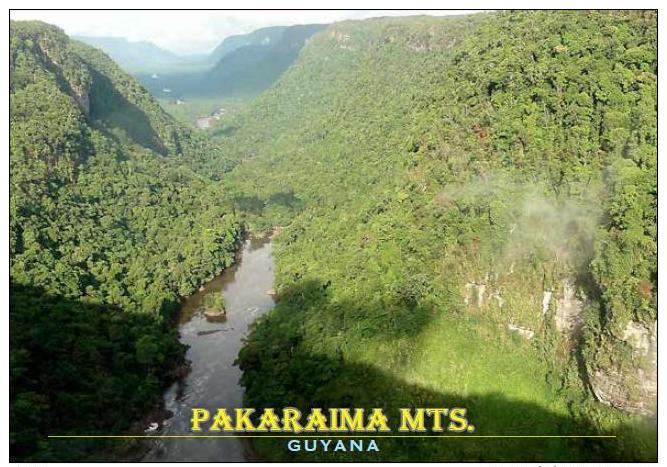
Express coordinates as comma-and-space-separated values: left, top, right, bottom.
143, 236, 275, 462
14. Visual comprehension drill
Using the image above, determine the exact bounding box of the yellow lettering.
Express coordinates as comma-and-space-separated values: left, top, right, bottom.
256, 408, 282, 432
425, 408, 449, 432
448, 407, 469, 432
282, 407, 303, 433
304, 408, 329, 432
338, 408, 366, 432
365, 408, 390, 432
329, 408, 340, 431
210, 409, 234, 431
399, 408, 426, 432
190, 408, 210, 431
235, 408, 256, 431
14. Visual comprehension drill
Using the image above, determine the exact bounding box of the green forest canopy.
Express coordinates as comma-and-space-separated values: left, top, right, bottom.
216, 11, 656, 461
9, 10, 657, 462
10, 20, 241, 461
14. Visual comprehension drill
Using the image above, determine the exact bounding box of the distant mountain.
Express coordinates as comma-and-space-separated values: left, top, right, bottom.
137, 23, 327, 98
78, 24, 327, 99
74, 35, 206, 73
208, 26, 289, 64
205, 24, 326, 96
76, 28, 293, 77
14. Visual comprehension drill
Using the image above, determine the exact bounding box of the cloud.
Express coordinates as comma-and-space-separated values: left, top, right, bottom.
9, 10, 479, 54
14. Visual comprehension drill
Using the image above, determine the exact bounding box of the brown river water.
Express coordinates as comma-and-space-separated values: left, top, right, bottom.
142, 235, 275, 462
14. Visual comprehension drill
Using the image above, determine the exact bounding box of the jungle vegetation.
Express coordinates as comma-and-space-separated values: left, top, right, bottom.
9, 10, 657, 463
10, 20, 240, 461
209, 11, 656, 461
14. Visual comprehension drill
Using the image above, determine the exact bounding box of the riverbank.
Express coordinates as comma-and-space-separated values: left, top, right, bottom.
139, 234, 276, 461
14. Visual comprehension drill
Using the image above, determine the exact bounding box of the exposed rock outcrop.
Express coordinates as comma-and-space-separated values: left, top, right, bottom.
541, 290, 552, 315
464, 282, 486, 307
507, 323, 534, 340
72, 88, 90, 114
590, 320, 657, 415
489, 290, 504, 309
555, 280, 584, 334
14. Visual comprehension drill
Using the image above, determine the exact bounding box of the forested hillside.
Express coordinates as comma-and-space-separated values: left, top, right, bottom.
9, 21, 240, 461
202, 11, 657, 461
9, 10, 657, 463
136, 24, 326, 99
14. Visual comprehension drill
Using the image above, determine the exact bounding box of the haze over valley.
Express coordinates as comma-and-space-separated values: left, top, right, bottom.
9, 10, 657, 462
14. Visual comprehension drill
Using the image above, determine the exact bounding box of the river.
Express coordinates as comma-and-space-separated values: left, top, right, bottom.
142, 235, 275, 462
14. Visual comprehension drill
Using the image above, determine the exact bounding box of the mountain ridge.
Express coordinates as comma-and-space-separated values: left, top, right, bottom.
136, 23, 327, 99
211, 10, 657, 461
8, 11, 658, 462
10, 20, 241, 461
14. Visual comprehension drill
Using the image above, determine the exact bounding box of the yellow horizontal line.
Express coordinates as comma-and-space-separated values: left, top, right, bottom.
48, 435, 616, 439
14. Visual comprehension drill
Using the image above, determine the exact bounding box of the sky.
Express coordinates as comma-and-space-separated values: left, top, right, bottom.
9, 10, 480, 55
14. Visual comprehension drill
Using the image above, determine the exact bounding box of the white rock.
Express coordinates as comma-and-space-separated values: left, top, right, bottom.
622, 321, 652, 355
555, 280, 584, 332
145, 422, 159, 433
508, 323, 534, 339
542, 290, 552, 315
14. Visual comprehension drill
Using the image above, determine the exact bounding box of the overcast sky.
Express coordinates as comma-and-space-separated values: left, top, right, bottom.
9, 10, 480, 55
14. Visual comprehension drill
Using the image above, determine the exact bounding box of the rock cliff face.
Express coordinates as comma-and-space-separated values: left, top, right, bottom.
463, 271, 656, 416
555, 280, 584, 335
464, 282, 486, 307
589, 320, 657, 415
24, 25, 93, 115
71, 86, 90, 115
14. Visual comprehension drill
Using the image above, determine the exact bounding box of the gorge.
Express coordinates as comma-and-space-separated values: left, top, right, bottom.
9, 10, 657, 463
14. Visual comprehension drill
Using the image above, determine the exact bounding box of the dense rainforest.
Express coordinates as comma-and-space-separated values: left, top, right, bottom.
9, 10, 657, 463
9, 21, 241, 461
211, 11, 656, 461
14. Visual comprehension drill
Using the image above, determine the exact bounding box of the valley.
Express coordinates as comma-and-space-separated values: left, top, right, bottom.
9, 10, 657, 463
143, 235, 275, 462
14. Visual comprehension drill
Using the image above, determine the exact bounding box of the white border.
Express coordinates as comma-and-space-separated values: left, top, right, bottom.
3, 2, 663, 466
